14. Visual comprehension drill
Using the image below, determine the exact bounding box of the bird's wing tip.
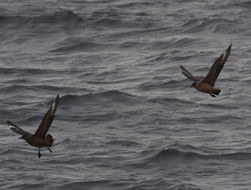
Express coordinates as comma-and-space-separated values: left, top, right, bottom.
7, 121, 16, 129
55, 94, 60, 104
8, 122, 18, 131
180, 65, 185, 70
226, 43, 232, 52
6, 120, 13, 126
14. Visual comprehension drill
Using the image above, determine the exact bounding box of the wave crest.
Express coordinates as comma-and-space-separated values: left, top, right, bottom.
60, 90, 140, 105
51, 41, 113, 53
0, 10, 82, 26
148, 148, 251, 163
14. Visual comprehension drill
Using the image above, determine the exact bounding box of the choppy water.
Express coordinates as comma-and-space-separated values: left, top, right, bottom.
1, 0, 251, 189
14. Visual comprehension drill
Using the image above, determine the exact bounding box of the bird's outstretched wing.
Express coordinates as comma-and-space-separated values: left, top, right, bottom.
7, 120, 31, 137
34, 94, 59, 138
180, 65, 198, 82
203, 44, 232, 86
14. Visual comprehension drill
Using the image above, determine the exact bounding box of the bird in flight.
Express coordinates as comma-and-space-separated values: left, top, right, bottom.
180, 44, 232, 97
7, 94, 59, 158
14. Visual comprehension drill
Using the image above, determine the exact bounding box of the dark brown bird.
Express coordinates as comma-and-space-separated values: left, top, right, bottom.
180, 44, 232, 97
7, 94, 59, 158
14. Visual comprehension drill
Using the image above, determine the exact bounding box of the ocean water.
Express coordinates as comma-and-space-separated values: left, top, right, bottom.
1, 0, 251, 189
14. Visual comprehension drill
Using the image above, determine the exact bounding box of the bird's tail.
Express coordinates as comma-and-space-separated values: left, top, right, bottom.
213, 88, 221, 95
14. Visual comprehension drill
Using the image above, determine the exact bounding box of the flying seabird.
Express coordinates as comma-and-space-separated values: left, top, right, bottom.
180, 44, 232, 97
7, 94, 59, 158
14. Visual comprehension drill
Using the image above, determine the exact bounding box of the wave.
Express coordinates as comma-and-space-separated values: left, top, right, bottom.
0, 84, 81, 95
105, 139, 142, 147
182, 17, 236, 34
144, 50, 197, 64
0, 85, 33, 93
57, 178, 202, 190
118, 41, 143, 49
139, 79, 187, 91
88, 7, 156, 28
148, 148, 251, 163
51, 41, 114, 53
107, 27, 169, 40
0, 67, 65, 75
120, 36, 208, 52
152, 37, 205, 49
0, 15, 9, 21
60, 90, 141, 106
149, 96, 195, 107
116, 2, 155, 8
0, 148, 36, 158
0, 10, 82, 26
58, 180, 112, 190
170, 183, 203, 190
231, 1, 251, 9
7, 184, 46, 190
39, 10, 82, 24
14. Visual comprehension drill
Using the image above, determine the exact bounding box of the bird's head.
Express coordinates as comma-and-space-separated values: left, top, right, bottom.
46, 134, 54, 146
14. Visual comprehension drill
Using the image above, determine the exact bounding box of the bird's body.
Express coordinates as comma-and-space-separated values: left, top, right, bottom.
192, 81, 221, 96
7, 94, 59, 158
180, 44, 231, 97
20, 134, 54, 147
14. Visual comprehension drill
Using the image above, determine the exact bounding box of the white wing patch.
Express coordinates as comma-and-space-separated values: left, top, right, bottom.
222, 50, 228, 61
9, 125, 23, 135
52, 102, 56, 113
51, 94, 59, 115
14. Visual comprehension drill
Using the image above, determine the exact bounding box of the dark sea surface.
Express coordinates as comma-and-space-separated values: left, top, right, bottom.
0, 0, 251, 189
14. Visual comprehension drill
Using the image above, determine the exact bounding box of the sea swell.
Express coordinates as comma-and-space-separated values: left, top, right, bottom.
51, 41, 114, 53
147, 148, 251, 164
1, 0, 251, 189
60, 90, 141, 106
0, 10, 82, 26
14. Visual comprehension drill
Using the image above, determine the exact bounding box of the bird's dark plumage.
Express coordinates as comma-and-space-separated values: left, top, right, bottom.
7, 94, 59, 158
203, 44, 232, 86
180, 44, 232, 97
180, 65, 198, 82
34, 94, 59, 138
